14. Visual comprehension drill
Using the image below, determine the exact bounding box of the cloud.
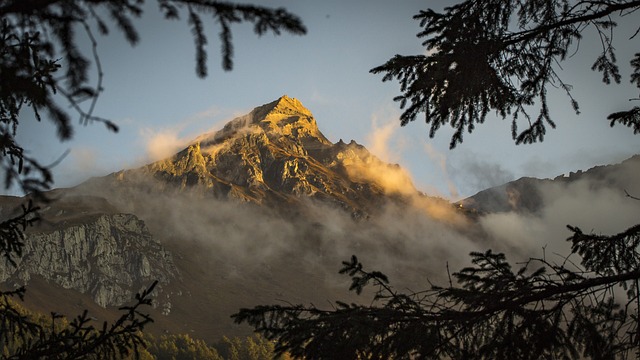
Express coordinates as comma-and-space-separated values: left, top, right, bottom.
328, 108, 417, 197
70, 147, 99, 171
451, 152, 515, 195
72, 162, 480, 293
478, 162, 640, 263
341, 109, 468, 222
64, 153, 640, 340
340, 146, 416, 197
53, 147, 113, 188
188, 106, 249, 134
366, 114, 402, 164
136, 105, 246, 162
74, 118, 640, 315
140, 127, 189, 162
423, 143, 459, 199
354, 107, 469, 202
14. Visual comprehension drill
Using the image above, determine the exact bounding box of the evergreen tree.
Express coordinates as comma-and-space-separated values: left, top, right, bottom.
369, 0, 640, 149
233, 1, 640, 359
0, 1, 305, 358
218, 335, 282, 360
1, 283, 157, 359
149, 333, 223, 360
234, 227, 640, 359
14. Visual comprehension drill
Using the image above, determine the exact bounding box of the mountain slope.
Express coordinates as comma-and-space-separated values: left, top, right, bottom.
460, 155, 640, 214
0, 193, 178, 310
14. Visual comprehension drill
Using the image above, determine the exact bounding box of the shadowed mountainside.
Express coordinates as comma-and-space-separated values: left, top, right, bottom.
459, 155, 640, 214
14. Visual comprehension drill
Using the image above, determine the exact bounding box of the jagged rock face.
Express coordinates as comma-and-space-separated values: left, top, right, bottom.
0, 212, 177, 309
108, 95, 417, 215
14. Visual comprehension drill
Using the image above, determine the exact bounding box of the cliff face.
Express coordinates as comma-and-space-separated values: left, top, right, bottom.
1, 212, 177, 310
103, 95, 419, 216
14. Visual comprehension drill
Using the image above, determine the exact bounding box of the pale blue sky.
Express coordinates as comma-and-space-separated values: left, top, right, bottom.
12, 0, 639, 199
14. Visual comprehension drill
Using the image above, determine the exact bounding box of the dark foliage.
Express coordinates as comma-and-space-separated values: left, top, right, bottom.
234, 225, 640, 359
370, 0, 640, 148
0, 200, 38, 267
1, 282, 157, 359
608, 106, 640, 134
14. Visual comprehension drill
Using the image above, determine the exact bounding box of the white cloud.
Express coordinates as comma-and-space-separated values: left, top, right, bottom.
139, 127, 189, 162
479, 167, 640, 263
366, 113, 403, 164
450, 152, 515, 195
136, 105, 247, 163
423, 143, 459, 199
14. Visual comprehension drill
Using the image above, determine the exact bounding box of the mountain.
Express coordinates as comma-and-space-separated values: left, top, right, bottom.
2, 96, 461, 340
459, 155, 640, 214
85, 95, 420, 218
1, 95, 638, 344
0, 191, 178, 311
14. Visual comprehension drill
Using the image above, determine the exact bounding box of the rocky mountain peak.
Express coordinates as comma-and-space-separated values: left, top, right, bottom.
267, 94, 311, 117
260, 95, 329, 144
94, 96, 422, 216
198, 95, 330, 148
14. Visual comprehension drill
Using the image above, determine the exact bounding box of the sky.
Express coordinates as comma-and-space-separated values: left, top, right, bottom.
10, 0, 640, 199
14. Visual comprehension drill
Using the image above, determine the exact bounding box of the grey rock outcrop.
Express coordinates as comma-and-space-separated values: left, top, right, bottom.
0, 213, 177, 308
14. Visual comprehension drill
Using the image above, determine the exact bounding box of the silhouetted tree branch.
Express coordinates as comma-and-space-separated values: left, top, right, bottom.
234, 227, 640, 359
370, 0, 640, 148
1, 281, 158, 359
625, 189, 640, 201
1, 0, 306, 196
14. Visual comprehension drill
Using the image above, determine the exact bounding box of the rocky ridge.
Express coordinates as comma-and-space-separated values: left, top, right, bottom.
459, 155, 640, 214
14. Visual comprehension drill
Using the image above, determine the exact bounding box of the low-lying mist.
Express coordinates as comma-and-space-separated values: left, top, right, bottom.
77, 179, 476, 290
73, 155, 640, 301
481, 174, 640, 266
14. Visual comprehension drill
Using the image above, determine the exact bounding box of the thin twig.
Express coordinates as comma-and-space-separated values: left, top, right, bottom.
625, 189, 640, 201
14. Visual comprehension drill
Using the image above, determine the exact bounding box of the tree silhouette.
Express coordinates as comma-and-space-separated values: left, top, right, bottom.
234, 225, 640, 359
1, 282, 157, 359
0, 1, 305, 358
233, 1, 640, 359
370, 0, 640, 149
